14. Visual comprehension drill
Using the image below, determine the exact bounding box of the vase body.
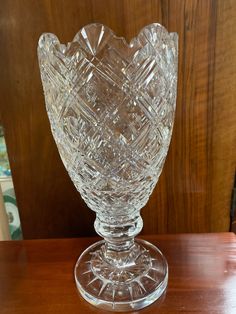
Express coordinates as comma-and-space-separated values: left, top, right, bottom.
38, 23, 178, 311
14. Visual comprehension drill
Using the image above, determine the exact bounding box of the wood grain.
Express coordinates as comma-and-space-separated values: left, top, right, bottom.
0, 0, 235, 238
0, 233, 236, 313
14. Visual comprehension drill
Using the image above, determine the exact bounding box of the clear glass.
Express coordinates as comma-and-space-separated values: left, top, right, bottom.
38, 23, 178, 311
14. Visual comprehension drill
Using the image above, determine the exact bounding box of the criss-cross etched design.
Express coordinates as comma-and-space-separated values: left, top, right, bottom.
38, 23, 178, 216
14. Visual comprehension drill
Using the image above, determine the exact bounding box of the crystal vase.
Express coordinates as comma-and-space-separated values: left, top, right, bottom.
38, 23, 178, 311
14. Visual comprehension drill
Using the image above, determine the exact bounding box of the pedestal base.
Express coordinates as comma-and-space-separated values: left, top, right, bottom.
74, 239, 168, 312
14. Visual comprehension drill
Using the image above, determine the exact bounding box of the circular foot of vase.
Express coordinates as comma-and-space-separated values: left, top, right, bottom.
74, 239, 168, 312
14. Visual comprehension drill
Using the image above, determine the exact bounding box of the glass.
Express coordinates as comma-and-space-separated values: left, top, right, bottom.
38, 23, 178, 311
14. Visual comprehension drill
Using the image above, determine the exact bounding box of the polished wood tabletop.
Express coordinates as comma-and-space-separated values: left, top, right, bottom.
0, 233, 236, 314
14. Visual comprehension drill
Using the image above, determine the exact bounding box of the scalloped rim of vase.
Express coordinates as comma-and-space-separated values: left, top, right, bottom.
38, 22, 178, 54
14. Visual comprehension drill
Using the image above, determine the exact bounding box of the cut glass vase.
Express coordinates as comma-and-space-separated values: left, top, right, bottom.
38, 23, 178, 311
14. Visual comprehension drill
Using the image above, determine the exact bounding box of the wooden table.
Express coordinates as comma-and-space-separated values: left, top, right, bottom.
0, 233, 236, 314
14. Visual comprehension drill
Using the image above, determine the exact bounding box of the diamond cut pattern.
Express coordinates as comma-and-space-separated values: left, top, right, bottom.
38, 23, 178, 215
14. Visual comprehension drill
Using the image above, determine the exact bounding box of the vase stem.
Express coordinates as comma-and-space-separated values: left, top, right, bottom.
75, 212, 168, 311
94, 213, 143, 251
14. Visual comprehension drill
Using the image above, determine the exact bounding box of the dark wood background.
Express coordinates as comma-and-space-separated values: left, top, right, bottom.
0, 0, 235, 239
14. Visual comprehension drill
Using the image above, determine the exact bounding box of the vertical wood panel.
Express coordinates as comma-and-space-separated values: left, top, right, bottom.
0, 0, 235, 238
210, 0, 236, 231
